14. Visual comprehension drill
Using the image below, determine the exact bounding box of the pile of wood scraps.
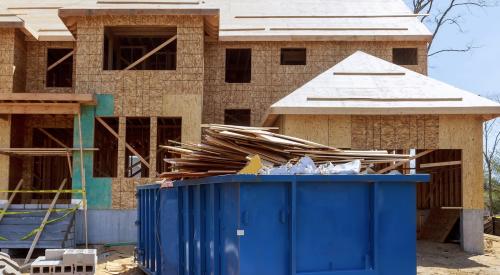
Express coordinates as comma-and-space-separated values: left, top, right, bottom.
160, 124, 411, 179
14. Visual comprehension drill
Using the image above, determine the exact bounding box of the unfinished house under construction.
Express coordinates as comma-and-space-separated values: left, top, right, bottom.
0, 0, 499, 255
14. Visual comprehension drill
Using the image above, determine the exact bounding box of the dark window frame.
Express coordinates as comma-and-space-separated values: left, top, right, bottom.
392, 48, 418, 65
103, 26, 177, 71
46, 48, 73, 88
280, 48, 307, 65
93, 117, 119, 178
225, 48, 252, 83
224, 109, 251, 126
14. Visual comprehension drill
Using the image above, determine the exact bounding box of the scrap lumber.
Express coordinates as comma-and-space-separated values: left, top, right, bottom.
0, 179, 23, 223
160, 124, 413, 179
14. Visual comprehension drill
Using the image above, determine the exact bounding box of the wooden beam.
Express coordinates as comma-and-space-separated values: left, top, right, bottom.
24, 178, 67, 265
0, 93, 95, 103
0, 179, 23, 223
96, 117, 157, 175
0, 103, 80, 114
420, 160, 462, 169
47, 50, 74, 72
124, 35, 177, 70
376, 149, 434, 174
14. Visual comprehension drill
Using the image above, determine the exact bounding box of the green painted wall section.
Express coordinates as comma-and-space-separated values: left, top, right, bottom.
73, 94, 114, 209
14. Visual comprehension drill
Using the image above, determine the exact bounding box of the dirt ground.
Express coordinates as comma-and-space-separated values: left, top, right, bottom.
417, 234, 500, 275
96, 236, 500, 275
15, 234, 500, 274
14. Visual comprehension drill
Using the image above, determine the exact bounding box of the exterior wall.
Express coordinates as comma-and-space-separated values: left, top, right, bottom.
0, 29, 16, 200
72, 15, 204, 209
26, 41, 75, 93
279, 114, 485, 253
204, 41, 428, 126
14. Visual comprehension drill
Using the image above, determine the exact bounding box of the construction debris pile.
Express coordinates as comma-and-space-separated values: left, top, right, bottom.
160, 124, 410, 179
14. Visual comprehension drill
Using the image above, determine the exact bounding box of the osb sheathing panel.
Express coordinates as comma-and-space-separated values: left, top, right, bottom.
0, 29, 15, 93
26, 41, 75, 93
13, 30, 27, 93
282, 115, 351, 148
203, 41, 428, 126
439, 115, 483, 209
351, 115, 439, 149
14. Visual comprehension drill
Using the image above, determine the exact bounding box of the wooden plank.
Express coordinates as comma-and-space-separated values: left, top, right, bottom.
0, 93, 94, 103
47, 50, 74, 72
0, 103, 80, 114
124, 35, 177, 70
24, 178, 67, 264
0, 179, 23, 223
376, 149, 434, 174
96, 117, 156, 175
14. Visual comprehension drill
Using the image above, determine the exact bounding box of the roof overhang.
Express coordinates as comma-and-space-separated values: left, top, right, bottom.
0, 93, 96, 115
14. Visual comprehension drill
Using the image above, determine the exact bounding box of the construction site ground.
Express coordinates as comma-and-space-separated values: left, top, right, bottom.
97, 235, 500, 274
15, 234, 500, 274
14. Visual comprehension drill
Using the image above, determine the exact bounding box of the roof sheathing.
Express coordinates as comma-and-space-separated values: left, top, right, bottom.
269, 51, 500, 116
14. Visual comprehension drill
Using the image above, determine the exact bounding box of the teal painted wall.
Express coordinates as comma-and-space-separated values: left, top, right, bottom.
73, 94, 114, 209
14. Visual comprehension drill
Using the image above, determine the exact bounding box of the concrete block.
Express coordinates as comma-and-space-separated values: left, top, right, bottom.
44, 249, 65, 260
461, 209, 484, 254
62, 249, 97, 266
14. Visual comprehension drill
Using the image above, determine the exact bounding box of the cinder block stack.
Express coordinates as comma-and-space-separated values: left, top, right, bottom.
30, 249, 97, 275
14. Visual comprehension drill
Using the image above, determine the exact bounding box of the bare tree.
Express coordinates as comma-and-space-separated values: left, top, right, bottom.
409, 0, 494, 56
484, 117, 500, 216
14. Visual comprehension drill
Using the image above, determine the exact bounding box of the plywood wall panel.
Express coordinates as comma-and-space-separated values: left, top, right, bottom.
439, 115, 483, 209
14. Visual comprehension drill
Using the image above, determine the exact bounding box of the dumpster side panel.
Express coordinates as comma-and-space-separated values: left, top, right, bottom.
239, 182, 290, 275
376, 181, 417, 275
160, 187, 180, 275
220, 182, 240, 275
296, 181, 372, 272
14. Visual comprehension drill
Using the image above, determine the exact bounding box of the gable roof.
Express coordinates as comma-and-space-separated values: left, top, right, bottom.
217, 0, 431, 41
0, 0, 430, 42
266, 51, 500, 121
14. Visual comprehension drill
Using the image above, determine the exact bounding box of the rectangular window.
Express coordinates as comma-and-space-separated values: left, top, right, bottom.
157, 117, 182, 173
224, 109, 251, 126
93, 117, 118, 177
103, 26, 177, 70
392, 48, 418, 65
225, 49, 251, 83
46, 48, 73, 87
125, 117, 150, 178
280, 48, 306, 65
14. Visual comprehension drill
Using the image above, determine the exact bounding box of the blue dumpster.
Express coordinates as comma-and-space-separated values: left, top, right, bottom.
137, 174, 429, 275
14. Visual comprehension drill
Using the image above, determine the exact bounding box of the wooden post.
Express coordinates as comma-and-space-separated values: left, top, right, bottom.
77, 112, 88, 248
0, 179, 23, 223
24, 178, 67, 265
